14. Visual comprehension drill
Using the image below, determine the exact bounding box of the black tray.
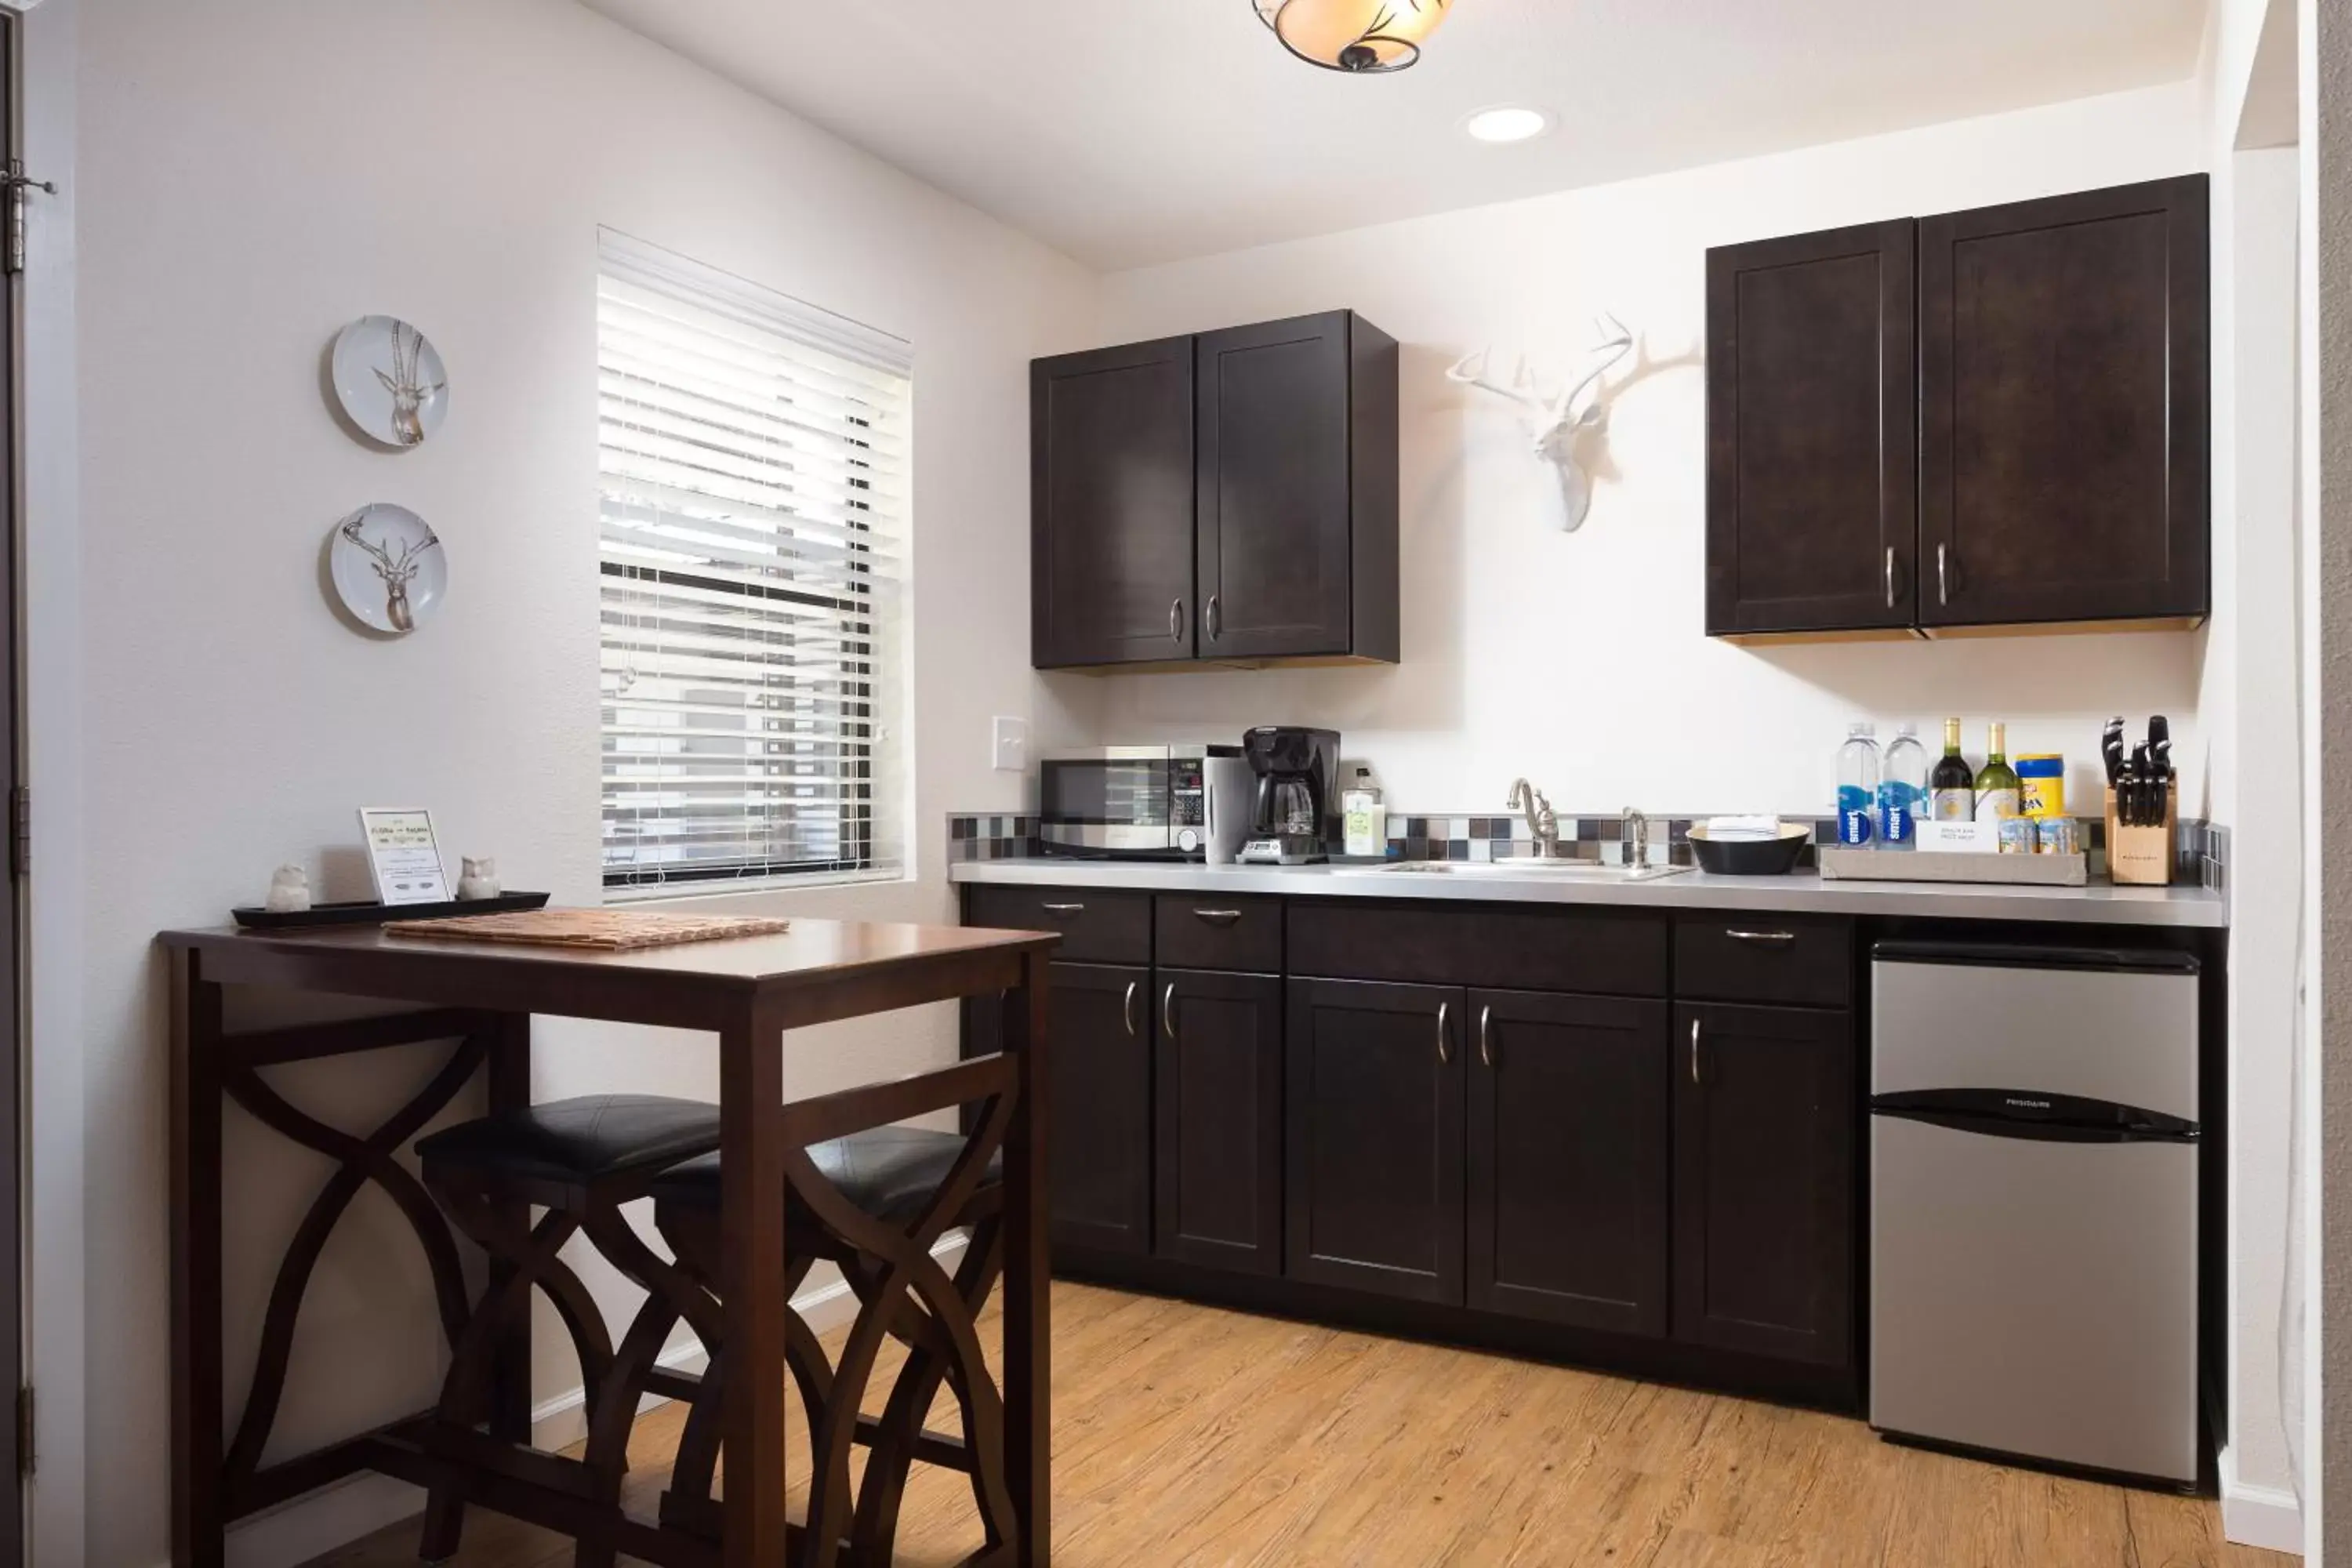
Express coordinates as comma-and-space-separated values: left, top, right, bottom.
230, 891, 553, 931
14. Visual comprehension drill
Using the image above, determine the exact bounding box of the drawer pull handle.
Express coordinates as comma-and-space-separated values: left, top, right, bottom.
1163, 982, 1178, 1039
1478, 1005, 1495, 1069
1040, 902, 1085, 916
1884, 546, 1896, 609
1123, 981, 1138, 1038
1436, 1001, 1452, 1065
1690, 1018, 1703, 1086
1170, 598, 1185, 643
1192, 908, 1243, 925
1724, 928, 1797, 945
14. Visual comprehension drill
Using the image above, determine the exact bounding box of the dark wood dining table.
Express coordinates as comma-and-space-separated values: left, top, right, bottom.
159, 915, 1058, 1567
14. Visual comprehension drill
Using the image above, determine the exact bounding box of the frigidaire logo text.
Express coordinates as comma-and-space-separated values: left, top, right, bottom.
2005, 1097, 2053, 1110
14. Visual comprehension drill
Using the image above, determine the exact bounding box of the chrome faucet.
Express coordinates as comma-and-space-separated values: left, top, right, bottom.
1508, 779, 1564, 858
1621, 807, 1651, 869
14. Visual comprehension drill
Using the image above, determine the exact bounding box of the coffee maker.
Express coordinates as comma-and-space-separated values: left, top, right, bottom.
1238, 727, 1341, 865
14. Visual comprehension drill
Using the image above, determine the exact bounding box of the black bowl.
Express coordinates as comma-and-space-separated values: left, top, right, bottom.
1688, 823, 1812, 877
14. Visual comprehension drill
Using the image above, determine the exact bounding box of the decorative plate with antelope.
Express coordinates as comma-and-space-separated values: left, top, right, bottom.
331, 314, 448, 448
329, 503, 447, 635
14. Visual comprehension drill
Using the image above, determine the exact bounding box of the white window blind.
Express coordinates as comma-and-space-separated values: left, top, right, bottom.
597, 230, 909, 892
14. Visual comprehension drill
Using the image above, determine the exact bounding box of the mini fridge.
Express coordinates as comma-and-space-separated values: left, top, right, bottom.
1869, 941, 2201, 1485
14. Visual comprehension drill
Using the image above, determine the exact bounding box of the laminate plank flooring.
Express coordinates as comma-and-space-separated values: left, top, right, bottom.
301, 1282, 2293, 1568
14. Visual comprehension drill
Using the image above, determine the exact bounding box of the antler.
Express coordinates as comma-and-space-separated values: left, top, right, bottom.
1551, 312, 1635, 428
1445, 347, 1552, 417
340, 516, 397, 572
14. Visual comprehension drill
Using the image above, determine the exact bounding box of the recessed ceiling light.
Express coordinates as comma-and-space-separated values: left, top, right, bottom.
1462, 106, 1552, 144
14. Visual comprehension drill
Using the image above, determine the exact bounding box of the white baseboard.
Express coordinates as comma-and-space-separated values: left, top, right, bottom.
209, 1233, 969, 1568
2220, 1450, 2305, 1555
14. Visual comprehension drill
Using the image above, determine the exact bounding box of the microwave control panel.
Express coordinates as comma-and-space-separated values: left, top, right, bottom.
1169, 757, 1207, 828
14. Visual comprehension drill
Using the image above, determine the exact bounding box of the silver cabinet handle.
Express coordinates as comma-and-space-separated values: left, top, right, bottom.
1884, 546, 1896, 609
1192, 909, 1243, 925
1725, 929, 1797, 945
1436, 1001, 1451, 1065
1690, 1018, 1703, 1085
1162, 982, 1178, 1039
1207, 593, 1221, 641
1169, 598, 1185, 642
1123, 981, 1139, 1038
1040, 902, 1084, 916
1478, 1004, 1495, 1069
1937, 543, 1949, 606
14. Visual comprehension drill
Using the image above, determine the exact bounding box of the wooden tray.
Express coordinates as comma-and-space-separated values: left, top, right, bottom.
382, 908, 793, 950
1817, 848, 2088, 887
233, 892, 552, 931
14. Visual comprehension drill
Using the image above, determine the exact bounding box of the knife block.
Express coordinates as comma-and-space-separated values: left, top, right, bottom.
2103, 785, 2176, 886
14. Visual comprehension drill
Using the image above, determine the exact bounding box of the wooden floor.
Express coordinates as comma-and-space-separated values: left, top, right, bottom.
306, 1282, 2293, 1568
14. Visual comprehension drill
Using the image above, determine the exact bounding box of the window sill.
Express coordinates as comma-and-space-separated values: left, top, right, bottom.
601, 866, 909, 906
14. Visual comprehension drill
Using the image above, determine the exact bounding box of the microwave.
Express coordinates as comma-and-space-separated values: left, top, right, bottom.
1039, 745, 1239, 858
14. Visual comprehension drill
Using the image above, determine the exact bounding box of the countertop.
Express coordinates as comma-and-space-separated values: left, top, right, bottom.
949, 857, 2228, 928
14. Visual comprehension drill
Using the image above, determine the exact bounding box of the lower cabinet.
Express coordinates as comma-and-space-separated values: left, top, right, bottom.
1044, 961, 1154, 1255
1284, 978, 1465, 1304
1672, 1001, 1855, 1365
1467, 989, 1671, 1337
1154, 968, 1283, 1274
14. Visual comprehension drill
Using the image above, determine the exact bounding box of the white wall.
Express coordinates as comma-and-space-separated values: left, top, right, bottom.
1087, 85, 2210, 821
65, 2, 1096, 1563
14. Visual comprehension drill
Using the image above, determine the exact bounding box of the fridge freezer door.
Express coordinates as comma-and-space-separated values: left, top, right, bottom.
1869, 1112, 2198, 1482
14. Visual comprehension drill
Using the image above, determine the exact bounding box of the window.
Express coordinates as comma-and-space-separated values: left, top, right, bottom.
597, 231, 909, 892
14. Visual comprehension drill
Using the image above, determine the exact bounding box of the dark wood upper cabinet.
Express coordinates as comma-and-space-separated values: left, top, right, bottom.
1042, 960, 1155, 1255
1032, 310, 1397, 670
1705, 176, 2209, 639
1031, 337, 1196, 668
1284, 978, 1465, 1305
1672, 1002, 1854, 1367
1919, 176, 2209, 630
1467, 990, 1670, 1337
1707, 220, 1918, 637
1196, 311, 1399, 662
1154, 967, 1283, 1276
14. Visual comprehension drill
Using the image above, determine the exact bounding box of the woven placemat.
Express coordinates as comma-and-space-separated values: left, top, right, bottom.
383, 909, 793, 951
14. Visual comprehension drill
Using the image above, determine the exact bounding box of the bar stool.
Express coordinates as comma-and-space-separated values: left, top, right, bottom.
412, 1094, 727, 1565
648, 1059, 1018, 1566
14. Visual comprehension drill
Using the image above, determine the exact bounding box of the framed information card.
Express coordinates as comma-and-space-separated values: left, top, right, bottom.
358, 807, 451, 905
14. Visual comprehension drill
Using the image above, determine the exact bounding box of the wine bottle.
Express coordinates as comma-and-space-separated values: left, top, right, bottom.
1973, 720, 2021, 822
1928, 717, 1974, 821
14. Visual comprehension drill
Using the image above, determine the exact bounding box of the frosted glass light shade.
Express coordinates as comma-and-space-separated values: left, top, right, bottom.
1254, 0, 1452, 73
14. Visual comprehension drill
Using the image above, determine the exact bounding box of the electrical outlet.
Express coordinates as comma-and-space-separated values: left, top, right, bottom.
991, 717, 1029, 773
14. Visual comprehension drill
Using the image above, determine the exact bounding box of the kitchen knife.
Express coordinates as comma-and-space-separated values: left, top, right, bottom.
2103, 718, 2126, 789
2129, 742, 2153, 826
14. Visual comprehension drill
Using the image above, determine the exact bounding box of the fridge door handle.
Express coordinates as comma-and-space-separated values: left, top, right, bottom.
1871, 1087, 2198, 1145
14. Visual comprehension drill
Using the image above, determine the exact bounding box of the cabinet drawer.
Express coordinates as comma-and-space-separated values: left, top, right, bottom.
1153, 895, 1281, 972
1287, 902, 1667, 996
1674, 915, 1851, 1009
966, 885, 1150, 966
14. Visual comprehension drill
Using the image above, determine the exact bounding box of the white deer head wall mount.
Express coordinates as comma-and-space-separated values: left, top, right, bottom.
373, 321, 446, 448
1447, 312, 1635, 532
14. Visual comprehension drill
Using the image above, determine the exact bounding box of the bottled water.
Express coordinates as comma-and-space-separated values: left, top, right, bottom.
1836, 722, 1880, 847
1878, 722, 1926, 846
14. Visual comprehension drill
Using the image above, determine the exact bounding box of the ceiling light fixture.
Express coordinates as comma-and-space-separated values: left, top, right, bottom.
1253, 0, 1453, 74
1462, 105, 1552, 143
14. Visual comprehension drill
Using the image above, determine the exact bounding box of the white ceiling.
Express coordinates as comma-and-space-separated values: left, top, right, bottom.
579, 0, 2209, 270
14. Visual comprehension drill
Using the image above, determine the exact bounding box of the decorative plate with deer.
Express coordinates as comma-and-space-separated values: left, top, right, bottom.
331, 315, 448, 448
330, 504, 446, 635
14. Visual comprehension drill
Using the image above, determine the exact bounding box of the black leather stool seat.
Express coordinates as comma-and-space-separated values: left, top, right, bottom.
417, 1094, 722, 1185
649, 1127, 1003, 1222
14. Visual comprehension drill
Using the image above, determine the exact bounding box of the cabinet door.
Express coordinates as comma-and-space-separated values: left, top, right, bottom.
1044, 961, 1154, 1255
1673, 1003, 1854, 1366
1284, 978, 1465, 1303
1467, 990, 1669, 1336
1706, 220, 1918, 637
1032, 337, 1196, 668
1196, 313, 1356, 660
1919, 176, 2209, 628
1154, 968, 1283, 1275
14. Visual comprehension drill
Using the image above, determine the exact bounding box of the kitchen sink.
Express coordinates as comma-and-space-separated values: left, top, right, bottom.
1337, 859, 1691, 884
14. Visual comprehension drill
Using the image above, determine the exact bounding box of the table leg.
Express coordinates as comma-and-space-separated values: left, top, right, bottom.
169, 950, 225, 1568
720, 1000, 788, 1566
1001, 949, 1052, 1564
486, 1011, 533, 1446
